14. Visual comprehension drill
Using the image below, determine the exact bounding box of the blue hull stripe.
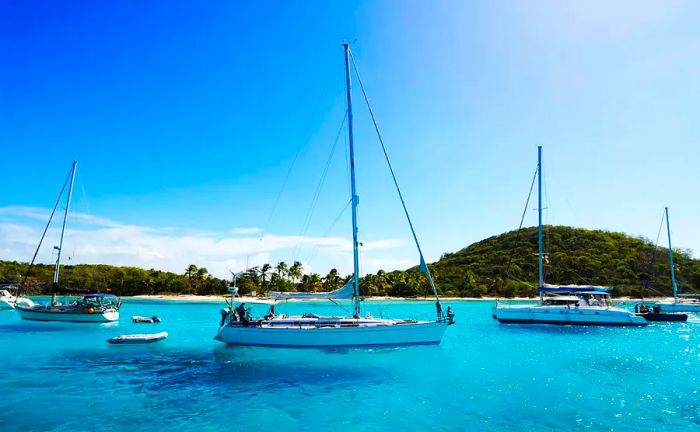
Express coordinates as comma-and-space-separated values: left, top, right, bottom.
495, 318, 646, 327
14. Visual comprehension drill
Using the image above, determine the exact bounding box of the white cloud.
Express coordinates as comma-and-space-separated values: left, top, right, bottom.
0, 206, 409, 278
231, 227, 262, 235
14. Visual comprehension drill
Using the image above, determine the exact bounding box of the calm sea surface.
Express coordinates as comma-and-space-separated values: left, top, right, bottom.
1, 299, 698, 431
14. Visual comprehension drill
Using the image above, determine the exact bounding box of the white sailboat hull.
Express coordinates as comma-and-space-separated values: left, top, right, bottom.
656, 301, 700, 313
15, 306, 119, 323
492, 304, 648, 326
215, 319, 450, 347
0, 299, 14, 310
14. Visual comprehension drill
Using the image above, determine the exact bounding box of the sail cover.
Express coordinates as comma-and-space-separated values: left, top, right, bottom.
269, 280, 355, 301
539, 283, 611, 294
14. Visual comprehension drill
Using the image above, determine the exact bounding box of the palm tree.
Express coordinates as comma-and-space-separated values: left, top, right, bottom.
289, 261, 303, 283
260, 263, 271, 288
246, 266, 261, 286
308, 273, 322, 292
275, 261, 288, 280
196, 267, 209, 294
185, 264, 198, 294
323, 268, 341, 290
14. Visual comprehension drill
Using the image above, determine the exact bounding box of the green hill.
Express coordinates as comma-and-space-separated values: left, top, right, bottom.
2, 226, 698, 298
366, 225, 700, 298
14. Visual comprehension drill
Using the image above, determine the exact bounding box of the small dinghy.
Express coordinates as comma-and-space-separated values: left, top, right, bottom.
638, 311, 688, 322
132, 315, 162, 323
108, 331, 168, 344
635, 304, 688, 322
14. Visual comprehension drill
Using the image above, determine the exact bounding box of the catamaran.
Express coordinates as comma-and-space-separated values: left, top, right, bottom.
656, 207, 700, 313
215, 43, 454, 348
491, 146, 647, 326
15, 162, 120, 323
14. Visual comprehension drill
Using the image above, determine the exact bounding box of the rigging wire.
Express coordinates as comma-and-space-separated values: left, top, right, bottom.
496, 167, 539, 297
303, 198, 353, 264
540, 165, 593, 286
16, 165, 74, 298
348, 49, 440, 301
291, 112, 348, 262
642, 209, 668, 299
259, 142, 304, 243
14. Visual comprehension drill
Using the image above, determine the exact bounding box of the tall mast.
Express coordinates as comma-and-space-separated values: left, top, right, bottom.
51, 161, 77, 305
665, 207, 679, 303
343, 42, 361, 317
537, 146, 544, 302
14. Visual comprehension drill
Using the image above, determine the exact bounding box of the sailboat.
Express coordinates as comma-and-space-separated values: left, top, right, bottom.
15, 162, 120, 323
491, 146, 648, 326
655, 207, 700, 313
215, 43, 454, 348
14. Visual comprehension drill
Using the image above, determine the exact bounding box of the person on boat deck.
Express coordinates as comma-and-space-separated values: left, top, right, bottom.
236, 303, 248, 325
634, 304, 639, 313
436, 301, 443, 321
265, 304, 276, 319
446, 306, 455, 323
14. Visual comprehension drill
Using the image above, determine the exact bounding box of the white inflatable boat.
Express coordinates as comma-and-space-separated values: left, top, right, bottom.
107, 331, 168, 344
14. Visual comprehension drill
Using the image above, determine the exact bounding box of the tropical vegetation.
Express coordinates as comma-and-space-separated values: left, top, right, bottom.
1, 226, 697, 298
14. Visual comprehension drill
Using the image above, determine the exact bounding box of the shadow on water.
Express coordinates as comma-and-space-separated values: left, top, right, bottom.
496, 324, 610, 336
0, 319, 120, 334
0, 322, 79, 334
51, 345, 396, 395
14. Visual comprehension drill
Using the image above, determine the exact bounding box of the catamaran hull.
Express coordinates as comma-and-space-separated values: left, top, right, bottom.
15, 307, 119, 323
656, 302, 700, 313
215, 321, 449, 347
492, 305, 648, 326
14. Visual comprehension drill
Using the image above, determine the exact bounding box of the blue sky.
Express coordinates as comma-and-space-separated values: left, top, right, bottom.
1, 1, 699, 278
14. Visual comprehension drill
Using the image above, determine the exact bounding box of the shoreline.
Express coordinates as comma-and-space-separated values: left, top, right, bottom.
127, 294, 675, 303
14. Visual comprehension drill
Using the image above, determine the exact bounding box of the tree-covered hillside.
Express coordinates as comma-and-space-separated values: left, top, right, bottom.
1, 226, 697, 298
387, 225, 700, 298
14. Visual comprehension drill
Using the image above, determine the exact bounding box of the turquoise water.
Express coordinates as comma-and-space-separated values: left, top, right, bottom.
1, 299, 698, 431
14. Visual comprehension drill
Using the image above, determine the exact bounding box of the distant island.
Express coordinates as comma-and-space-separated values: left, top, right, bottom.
1, 226, 697, 298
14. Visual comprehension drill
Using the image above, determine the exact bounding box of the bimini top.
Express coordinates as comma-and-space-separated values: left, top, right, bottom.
81, 293, 118, 298
539, 283, 612, 294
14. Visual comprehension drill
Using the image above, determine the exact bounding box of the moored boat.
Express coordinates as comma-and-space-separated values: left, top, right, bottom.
635, 304, 687, 322
656, 297, 700, 313
492, 146, 647, 327
16, 294, 119, 322
14, 162, 120, 323
654, 208, 700, 313
132, 315, 162, 323
108, 331, 168, 344
494, 286, 647, 326
215, 43, 455, 348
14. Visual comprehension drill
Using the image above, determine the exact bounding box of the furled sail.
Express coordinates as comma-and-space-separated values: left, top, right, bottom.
539, 283, 611, 294
269, 280, 355, 301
